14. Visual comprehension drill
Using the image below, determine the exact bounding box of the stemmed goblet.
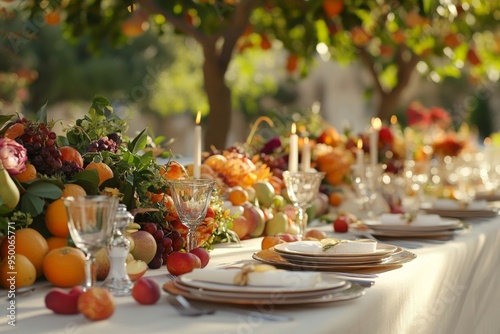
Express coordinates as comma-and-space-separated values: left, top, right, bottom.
350, 165, 381, 219
403, 159, 429, 212
282, 171, 325, 238
64, 195, 119, 291
168, 179, 216, 251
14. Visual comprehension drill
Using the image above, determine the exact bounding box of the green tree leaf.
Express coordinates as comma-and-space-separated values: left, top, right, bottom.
25, 182, 63, 200
20, 193, 46, 217
128, 128, 148, 154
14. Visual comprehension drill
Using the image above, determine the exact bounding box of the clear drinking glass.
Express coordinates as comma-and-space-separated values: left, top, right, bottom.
103, 204, 134, 296
350, 165, 381, 218
64, 195, 119, 291
282, 171, 325, 238
403, 159, 429, 212
168, 179, 215, 251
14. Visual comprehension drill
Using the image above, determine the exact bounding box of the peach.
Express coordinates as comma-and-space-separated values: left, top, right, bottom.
130, 231, 157, 264
230, 215, 250, 240
189, 248, 210, 268
77, 287, 115, 321
305, 229, 327, 240
127, 259, 148, 281
261, 235, 285, 250
45, 286, 83, 315
132, 277, 161, 305
166, 251, 201, 276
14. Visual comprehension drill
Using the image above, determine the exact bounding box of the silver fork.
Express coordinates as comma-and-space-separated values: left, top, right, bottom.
167, 294, 216, 317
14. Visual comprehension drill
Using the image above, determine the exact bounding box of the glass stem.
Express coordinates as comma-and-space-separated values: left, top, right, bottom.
296, 206, 307, 238
186, 227, 198, 252
84, 252, 96, 291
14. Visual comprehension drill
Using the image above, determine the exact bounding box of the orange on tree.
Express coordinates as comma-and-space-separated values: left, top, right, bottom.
45, 198, 69, 238
46, 236, 68, 251
85, 161, 113, 186
13, 163, 37, 182
60, 146, 84, 168
43, 246, 86, 288
9, 227, 49, 278
0, 254, 36, 289
61, 183, 87, 198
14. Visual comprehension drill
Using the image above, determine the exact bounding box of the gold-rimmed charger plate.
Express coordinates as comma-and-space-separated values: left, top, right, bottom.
252, 249, 416, 272
273, 241, 398, 258
163, 280, 365, 305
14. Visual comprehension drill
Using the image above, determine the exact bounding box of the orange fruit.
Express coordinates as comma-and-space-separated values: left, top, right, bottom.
46, 236, 68, 251
85, 161, 114, 186
13, 228, 49, 278
0, 254, 36, 289
44, 10, 61, 25
62, 183, 87, 198
3, 123, 24, 139
60, 146, 84, 168
43, 247, 86, 288
13, 163, 37, 182
45, 198, 69, 238
228, 187, 248, 205
328, 192, 344, 207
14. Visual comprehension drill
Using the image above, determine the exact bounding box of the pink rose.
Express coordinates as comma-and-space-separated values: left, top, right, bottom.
0, 138, 28, 175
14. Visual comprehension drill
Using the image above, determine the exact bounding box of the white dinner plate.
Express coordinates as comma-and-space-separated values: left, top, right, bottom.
273, 240, 398, 258
363, 218, 462, 232
178, 271, 346, 293
277, 247, 402, 264
163, 280, 365, 305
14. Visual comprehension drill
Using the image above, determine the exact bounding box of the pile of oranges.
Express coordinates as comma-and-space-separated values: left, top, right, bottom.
0, 182, 91, 289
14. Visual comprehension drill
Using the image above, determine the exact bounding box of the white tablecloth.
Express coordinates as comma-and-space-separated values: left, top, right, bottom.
2, 214, 500, 334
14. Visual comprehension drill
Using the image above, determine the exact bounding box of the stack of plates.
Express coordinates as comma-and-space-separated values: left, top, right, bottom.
421, 201, 498, 219
252, 240, 415, 272
162, 271, 365, 305
362, 216, 465, 238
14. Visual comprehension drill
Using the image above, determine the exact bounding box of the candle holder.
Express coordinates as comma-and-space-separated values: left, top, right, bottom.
103, 204, 134, 296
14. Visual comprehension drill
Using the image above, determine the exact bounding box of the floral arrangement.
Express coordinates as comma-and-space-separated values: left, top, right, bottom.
0, 96, 234, 255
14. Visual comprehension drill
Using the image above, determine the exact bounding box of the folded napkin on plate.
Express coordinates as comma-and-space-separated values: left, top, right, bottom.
186, 266, 321, 288
286, 240, 377, 255
379, 213, 441, 226
432, 199, 487, 210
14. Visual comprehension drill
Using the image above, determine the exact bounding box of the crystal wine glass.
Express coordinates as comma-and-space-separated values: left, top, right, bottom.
168, 179, 215, 251
403, 159, 429, 212
64, 195, 119, 291
350, 165, 381, 218
103, 204, 134, 296
282, 171, 325, 238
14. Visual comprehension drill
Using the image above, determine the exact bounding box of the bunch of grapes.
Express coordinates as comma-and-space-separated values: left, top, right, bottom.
139, 222, 184, 269
14, 118, 63, 176
86, 134, 121, 153
59, 161, 84, 179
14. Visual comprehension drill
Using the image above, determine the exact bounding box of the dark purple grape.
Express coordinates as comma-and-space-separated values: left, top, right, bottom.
143, 222, 157, 234
152, 229, 164, 241
172, 237, 184, 251
147, 255, 163, 269
161, 238, 173, 248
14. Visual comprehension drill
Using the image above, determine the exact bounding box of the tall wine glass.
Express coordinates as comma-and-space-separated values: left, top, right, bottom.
282, 171, 325, 238
64, 195, 119, 291
350, 165, 381, 218
168, 179, 215, 251
403, 159, 429, 212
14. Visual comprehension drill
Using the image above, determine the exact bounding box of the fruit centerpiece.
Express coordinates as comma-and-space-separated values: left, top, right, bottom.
0, 96, 234, 289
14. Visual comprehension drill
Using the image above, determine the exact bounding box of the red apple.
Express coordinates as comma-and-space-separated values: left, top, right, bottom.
44, 286, 83, 315
333, 215, 349, 233
189, 248, 210, 268
166, 251, 201, 276
127, 259, 148, 281
132, 277, 161, 305
77, 287, 115, 321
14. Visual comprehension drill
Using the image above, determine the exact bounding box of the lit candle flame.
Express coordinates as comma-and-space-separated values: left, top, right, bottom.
371, 117, 382, 130
357, 138, 363, 150
390, 115, 397, 125
291, 123, 296, 135
196, 111, 201, 125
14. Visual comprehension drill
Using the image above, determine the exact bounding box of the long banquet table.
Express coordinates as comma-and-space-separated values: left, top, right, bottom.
2, 212, 500, 334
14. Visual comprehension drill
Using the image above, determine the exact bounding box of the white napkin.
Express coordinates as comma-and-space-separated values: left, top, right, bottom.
432, 199, 487, 210
379, 213, 441, 226
186, 267, 322, 288
286, 240, 377, 255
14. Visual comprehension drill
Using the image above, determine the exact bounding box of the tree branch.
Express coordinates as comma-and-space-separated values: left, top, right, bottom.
218, 0, 262, 71
137, 0, 207, 43
358, 47, 385, 96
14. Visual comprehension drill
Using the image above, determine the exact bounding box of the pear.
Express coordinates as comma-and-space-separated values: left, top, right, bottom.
0, 161, 20, 210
